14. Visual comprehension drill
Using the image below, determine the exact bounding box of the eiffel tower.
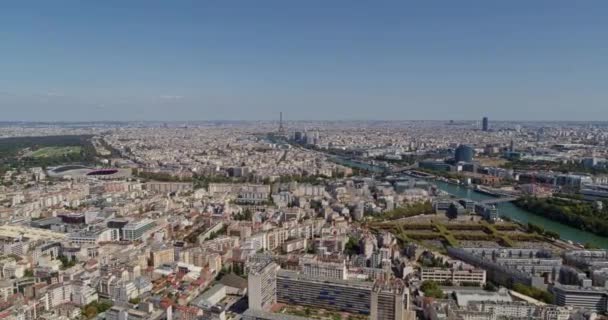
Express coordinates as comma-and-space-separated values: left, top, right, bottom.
278, 112, 286, 134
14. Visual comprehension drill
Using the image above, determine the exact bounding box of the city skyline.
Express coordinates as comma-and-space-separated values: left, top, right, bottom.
3, 3, 608, 319
2, 1, 608, 121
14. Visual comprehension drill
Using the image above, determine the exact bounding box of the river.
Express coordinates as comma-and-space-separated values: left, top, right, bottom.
433, 181, 608, 248
331, 156, 608, 248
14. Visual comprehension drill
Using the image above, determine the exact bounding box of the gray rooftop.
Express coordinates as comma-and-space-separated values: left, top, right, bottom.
454, 288, 512, 307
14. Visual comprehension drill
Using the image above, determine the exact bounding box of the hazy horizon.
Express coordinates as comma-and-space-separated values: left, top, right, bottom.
2, 118, 608, 124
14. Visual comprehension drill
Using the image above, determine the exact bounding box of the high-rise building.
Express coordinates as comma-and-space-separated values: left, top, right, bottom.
248, 261, 280, 311
371, 280, 415, 320
482, 117, 489, 131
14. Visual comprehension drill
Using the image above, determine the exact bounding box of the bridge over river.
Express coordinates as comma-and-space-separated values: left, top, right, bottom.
478, 197, 519, 205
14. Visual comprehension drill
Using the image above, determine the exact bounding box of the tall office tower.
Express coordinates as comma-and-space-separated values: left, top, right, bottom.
248, 261, 279, 311
482, 117, 489, 131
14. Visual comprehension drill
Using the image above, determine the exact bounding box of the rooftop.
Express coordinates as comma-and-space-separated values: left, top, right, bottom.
454, 288, 512, 307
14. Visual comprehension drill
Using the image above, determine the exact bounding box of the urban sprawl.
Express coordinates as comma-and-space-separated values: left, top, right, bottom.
1, 119, 608, 320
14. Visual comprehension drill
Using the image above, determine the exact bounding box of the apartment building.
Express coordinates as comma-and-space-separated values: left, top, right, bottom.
248, 261, 280, 312
299, 256, 347, 280
150, 245, 175, 268
282, 238, 307, 253
447, 247, 561, 289
275, 270, 414, 319
421, 268, 486, 286
553, 284, 608, 313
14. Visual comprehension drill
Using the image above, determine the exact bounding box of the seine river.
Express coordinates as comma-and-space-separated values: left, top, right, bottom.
433, 181, 608, 249
332, 157, 608, 248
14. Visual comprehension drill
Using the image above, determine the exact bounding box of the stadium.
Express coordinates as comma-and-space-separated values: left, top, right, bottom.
47, 165, 132, 180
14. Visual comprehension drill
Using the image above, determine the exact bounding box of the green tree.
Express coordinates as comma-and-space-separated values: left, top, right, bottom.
234, 209, 253, 221
584, 242, 599, 249
82, 301, 113, 319
514, 197, 608, 237
344, 236, 361, 256
233, 264, 243, 276
420, 280, 444, 298
375, 201, 433, 220
513, 283, 553, 303
83, 305, 97, 319
446, 203, 459, 220
544, 230, 560, 239
527, 223, 544, 234
483, 282, 498, 292
58, 255, 76, 269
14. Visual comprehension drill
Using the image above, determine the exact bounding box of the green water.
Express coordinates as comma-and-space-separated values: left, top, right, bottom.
331, 156, 608, 248
434, 181, 608, 248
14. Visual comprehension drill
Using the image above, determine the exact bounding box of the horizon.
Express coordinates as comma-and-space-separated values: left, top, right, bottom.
2, 118, 608, 125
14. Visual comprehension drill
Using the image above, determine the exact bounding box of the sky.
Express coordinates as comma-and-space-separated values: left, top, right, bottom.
1, 1, 607, 122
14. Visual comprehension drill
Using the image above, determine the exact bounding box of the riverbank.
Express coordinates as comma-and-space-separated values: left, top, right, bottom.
330, 156, 608, 248
513, 197, 608, 238
434, 181, 608, 248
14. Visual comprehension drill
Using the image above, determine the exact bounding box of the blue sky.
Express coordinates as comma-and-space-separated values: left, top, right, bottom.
1, 1, 607, 121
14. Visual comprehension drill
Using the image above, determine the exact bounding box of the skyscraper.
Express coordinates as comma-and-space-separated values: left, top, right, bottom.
482, 117, 489, 131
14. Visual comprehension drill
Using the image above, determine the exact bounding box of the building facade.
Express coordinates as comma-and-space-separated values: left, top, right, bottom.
248, 262, 280, 312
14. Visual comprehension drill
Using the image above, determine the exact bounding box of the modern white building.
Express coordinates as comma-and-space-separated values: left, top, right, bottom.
69, 227, 118, 244
122, 218, 156, 241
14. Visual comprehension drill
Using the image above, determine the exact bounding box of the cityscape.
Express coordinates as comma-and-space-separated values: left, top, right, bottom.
2, 1, 608, 320
1, 118, 608, 320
